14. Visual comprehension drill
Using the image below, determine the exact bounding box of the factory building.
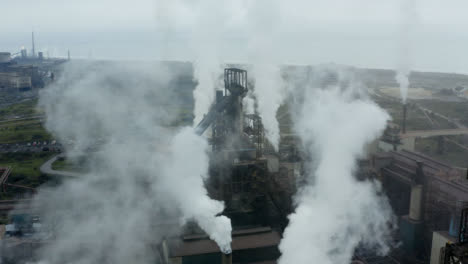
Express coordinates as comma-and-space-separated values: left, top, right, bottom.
156, 68, 299, 264
164, 227, 281, 264
372, 150, 468, 263
0, 52, 40, 91
0, 71, 33, 91
1, 65, 467, 263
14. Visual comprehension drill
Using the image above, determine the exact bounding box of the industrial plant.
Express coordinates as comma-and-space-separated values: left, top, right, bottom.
0, 63, 467, 264
0, 33, 66, 93
1, 1, 468, 263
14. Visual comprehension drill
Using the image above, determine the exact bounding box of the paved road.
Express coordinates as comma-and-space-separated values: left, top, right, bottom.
0, 141, 62, 153
417, 105, 467, 129
401, 128, 468, 138
0, 200, 31, 213
0, 115, 44, 124
446, 138, 468, 151
39, 154, 81, 177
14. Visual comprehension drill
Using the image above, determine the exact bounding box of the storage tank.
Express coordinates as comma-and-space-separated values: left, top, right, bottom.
0, 52, 11, 63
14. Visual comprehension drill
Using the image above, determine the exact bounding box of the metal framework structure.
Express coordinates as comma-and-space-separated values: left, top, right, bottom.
444, 208, 468, 264
194, 68, 291, 229
195, 68, 247, 138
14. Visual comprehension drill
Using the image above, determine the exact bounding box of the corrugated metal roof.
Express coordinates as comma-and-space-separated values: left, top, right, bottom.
171, 227, 281, 257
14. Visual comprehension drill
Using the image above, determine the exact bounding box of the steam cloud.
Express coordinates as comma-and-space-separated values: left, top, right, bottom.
155, 0, 238, 126
247, 0, 285, 151
32, 61, 231, 262
154, 2, 397, 262
25, 1, 400, 263
251, 64, 284, 151
193, 61, 219, 125
395, 0, 417, 104
163, 127, 232, 253
280, 66, 395, 264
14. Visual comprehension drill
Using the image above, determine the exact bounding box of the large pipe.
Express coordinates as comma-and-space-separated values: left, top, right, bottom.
222, 253, 232, 264
402, 103, 407, 134
409, 184, 423, 221
409, 162, 425, 222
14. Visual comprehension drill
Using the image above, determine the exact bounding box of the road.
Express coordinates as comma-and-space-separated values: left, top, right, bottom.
0, 199, 31, 214
401, 128, 468, 138
39, 154, 81, 177
417, 105, 467, 129
372, 88, 466, 129
0, 115, 44, 124
0, 141, 62, 153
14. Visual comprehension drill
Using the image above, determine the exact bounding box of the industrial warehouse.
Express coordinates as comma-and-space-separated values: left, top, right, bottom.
1, 1, 468, 264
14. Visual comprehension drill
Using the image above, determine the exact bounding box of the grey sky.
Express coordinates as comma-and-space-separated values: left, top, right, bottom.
1, 0, 468, 73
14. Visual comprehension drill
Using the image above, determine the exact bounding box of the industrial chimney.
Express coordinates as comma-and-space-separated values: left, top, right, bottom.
222, 253, 232, 264
402, 103, 407, 134
32, 32, 35, 58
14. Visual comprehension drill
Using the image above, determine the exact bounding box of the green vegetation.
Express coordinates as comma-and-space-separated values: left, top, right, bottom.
0, 99, 51, 144
0, 152, 55, 188
51, 157, 87, 173
0, 99, 41, 120
0, 119, 52, 143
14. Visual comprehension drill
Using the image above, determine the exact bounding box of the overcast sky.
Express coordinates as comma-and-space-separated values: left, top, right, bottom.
1, 0, 468, 73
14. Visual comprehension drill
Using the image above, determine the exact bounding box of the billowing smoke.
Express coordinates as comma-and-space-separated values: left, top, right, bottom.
32, 61, 231, 263
251, 64, 284, 150
155, 0, 240, 126
193, 61, 220, 125
156, 0, 288, 149
162, 127, 232, 253
247, 0, 285, 151
279, 66, 395, 264
395, 0, 417, 104
243, 94, 256, 115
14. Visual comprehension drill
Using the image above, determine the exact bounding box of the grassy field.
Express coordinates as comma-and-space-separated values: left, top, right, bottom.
0, 119, 52, 143
51, 156, 87, 173
0, 99, 52, 144
0, 99, 41, 120
0, 152, 55, 189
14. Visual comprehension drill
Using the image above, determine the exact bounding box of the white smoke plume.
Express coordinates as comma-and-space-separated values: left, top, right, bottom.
280, 66, 395, 264
247, 0, 285, 151
156, 0, 288, 149
395, 0, 417, 104
155, 0, 239, 126
30, 61, 231, 263
251, 64, 284, 151
243, 95, 256, 115
155, 2, 397, 262
162, 127, 232, 253
193, 60, 221, 125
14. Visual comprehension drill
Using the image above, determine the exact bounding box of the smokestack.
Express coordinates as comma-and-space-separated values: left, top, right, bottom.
409, 162, 425, 222
32, 32, 35, 58
68, 50, 71, 61
402, 103, 407, 134
222, 253, 232, 264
